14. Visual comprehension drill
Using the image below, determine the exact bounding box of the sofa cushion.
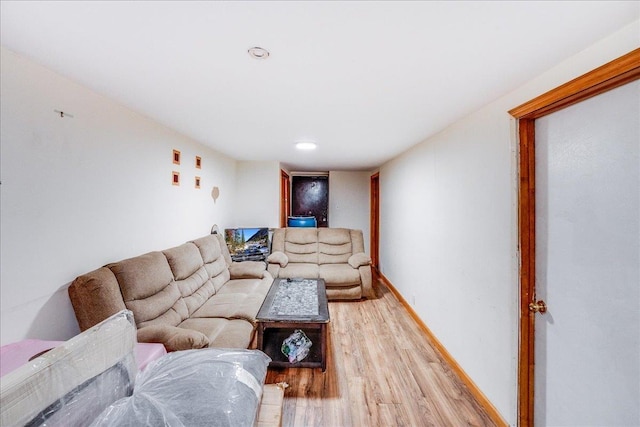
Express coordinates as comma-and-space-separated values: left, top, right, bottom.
192, 290, 266, 324
162, 242, 217, 316
319, 248, 352, 268
108, 252, 174, 301
191, 235, 232, 292
318, 241, 352, 256
350, 229, 366, 253
163, 243, 203, 280
277, 263, 319, 279
127, 284, 186, 327
318, 228, 354, 264
318, 228, 350, 245
217, 278, 272, 298
270, 228, 286, 252
204, 257, 230, 292
284, 241, 318, 264
177, 267, 215, 315
279, 228, 318, 263
191, 235, 222, 264
137, 325, 210, 351
285, 228, 318, 244
190, 233, 237, 266
108, 252, 186, 327
319, 264, 361, 287
214, 233, 234, 266
178, 318, 255, 349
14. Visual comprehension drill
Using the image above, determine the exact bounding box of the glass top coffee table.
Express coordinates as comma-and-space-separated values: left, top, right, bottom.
256, 278, 330, 371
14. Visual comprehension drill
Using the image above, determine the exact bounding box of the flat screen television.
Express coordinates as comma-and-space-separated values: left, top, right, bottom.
224, 228, 270, 262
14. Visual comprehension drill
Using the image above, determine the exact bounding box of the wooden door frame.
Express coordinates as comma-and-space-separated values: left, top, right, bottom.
280, 169, 290, 228
370, 172, 380, 270
509, 48, 640, 427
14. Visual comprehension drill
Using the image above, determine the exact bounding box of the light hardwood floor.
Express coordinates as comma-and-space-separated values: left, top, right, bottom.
265, 278, 496, 427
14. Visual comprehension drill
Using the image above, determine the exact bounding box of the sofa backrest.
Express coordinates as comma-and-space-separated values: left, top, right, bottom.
281, 228, 319, 264
108, 251, 185, 329
271, 228, 366, 264
191, 234, 231, 293
318, 228, 354, 264
70, 234, 233, 332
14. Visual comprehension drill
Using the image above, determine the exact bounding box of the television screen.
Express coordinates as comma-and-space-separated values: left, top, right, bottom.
224, 228, 270, 262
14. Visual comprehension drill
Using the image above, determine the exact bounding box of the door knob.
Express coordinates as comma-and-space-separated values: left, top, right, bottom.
528, 300, 547, 314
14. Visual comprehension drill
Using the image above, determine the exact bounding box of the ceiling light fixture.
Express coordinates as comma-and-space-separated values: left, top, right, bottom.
248, 47, 270, 59
295, 141, 317, 150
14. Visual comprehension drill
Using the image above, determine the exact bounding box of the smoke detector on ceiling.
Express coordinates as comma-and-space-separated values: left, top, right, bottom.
248, 47, 270, 59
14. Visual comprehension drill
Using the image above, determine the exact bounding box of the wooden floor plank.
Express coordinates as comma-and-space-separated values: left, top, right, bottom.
265, 278, 497, 427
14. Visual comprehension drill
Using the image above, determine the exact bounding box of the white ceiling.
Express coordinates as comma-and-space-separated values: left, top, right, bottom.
1, 1, 638, 171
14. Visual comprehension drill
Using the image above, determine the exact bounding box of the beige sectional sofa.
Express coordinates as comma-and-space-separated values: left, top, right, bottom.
69, 233, 272, 351
267, 228, 373, 300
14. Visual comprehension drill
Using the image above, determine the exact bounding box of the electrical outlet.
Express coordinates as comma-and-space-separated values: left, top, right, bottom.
411, 295, 416, 305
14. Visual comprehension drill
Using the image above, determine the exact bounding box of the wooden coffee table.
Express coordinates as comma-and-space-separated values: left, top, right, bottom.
256, 278, 330, 371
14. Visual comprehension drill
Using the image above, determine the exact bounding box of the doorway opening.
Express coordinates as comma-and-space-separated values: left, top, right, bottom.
291, 173, 329, 227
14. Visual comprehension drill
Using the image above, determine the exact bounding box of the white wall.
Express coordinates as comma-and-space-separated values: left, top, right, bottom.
234, 160, 280, 228
378, 21, 639, 426
329, 171, 371, 254
0, 47, 238, 345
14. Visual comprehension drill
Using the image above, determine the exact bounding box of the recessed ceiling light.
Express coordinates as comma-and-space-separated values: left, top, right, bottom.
295, 141, 317, 150
248, 47, 270, 59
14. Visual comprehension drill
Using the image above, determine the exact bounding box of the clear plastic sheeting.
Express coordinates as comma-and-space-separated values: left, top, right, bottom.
0, 310, 138, 427
91, 348, 272, 427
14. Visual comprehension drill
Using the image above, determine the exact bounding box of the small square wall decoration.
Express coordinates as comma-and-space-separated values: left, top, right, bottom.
195, 156, 202, 169
173, 149, 181, 165
172, 171, 180, 186
195, 176, 201, 189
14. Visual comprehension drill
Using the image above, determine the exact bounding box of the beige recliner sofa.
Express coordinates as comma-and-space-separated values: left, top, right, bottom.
69, 233, 272, 351
267, 228, 373, 300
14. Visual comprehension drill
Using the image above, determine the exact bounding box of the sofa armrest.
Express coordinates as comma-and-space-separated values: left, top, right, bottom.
229, 261, 267, 279
267, 251, 289, 267
68, 267, 128, 332
359, 265, 375, 299
267, 263, 280, 279
348, 252, 371, 269
137, 325, 209, 352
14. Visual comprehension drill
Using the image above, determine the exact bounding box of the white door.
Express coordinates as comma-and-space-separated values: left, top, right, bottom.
534, 80, 639, 426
